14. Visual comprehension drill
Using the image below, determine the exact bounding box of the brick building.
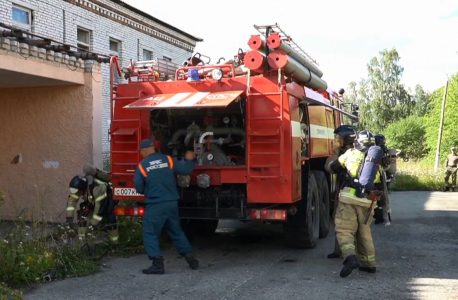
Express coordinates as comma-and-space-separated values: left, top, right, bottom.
1, 0, 202, 168
0, 0, 201, 221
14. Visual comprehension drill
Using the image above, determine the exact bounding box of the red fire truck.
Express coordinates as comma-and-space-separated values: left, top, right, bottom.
109, 23, 358, 249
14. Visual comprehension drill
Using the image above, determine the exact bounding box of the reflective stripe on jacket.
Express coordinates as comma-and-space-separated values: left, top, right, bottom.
339, 187, 372, 207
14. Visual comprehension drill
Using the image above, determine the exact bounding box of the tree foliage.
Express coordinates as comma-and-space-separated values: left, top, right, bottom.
412, 85, 431, 117
424, 73, 458, 162
340, 46, 454, 165
344, 48, 416, 133
384, 116, 428, 160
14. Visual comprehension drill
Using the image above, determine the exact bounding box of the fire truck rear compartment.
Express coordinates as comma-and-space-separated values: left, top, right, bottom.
149, 98, 284, 221
151, 100, 246, 166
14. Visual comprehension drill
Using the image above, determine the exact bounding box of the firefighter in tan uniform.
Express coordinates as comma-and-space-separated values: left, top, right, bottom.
325, 125, 357, 259
66, 169, 119, 245
328, 130, 381, 278
444, 147, 458, 191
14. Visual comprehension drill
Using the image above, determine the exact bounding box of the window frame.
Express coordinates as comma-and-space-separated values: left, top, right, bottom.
142, 49, 153, 61
12, 4, 32, 31
76, 26, 91, 52
163, 56, 172, 62
109, 38, 121, 56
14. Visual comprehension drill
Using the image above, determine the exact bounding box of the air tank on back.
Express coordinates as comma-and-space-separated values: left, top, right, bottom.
83, 164, 112, 183
388, 148, 399, 175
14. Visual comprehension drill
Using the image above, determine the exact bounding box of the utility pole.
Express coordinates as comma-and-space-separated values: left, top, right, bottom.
434, 79, 449, 171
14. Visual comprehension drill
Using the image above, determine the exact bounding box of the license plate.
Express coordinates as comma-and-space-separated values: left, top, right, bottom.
114, 188, 143, 196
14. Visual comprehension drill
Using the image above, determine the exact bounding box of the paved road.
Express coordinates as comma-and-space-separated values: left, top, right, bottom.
25, 192, 458, 300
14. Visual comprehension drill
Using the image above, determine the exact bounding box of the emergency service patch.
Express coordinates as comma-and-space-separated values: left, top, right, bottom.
146, 159, 169, 172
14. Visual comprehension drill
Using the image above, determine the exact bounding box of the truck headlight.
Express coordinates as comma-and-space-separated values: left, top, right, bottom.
211, 68, 223, 81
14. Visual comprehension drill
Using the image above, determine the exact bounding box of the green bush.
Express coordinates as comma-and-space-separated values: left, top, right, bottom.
384, 116, 428, 160
0, 219, 99, 288
0, 189, 100, 291
0, 282, 23, 300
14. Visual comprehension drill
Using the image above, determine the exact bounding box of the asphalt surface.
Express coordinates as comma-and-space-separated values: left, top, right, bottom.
25, 191, 458, 300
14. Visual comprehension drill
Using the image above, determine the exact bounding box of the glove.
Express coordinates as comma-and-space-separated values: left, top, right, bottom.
185, 151, 195, 161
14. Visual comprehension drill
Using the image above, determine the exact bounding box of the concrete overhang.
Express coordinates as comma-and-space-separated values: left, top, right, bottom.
0, 39, 91, 88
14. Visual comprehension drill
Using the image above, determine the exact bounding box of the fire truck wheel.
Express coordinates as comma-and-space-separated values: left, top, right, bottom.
283, 172, 320, 249
180, 219, 219, 237
312, 170, 330, 239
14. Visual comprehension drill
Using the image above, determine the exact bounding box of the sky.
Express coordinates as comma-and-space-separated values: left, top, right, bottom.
123, 0, 458, 93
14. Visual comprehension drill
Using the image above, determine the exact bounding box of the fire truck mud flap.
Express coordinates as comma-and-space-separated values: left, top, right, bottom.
283, 171, 320, 249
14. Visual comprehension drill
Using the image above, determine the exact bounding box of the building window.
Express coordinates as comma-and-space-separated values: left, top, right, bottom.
163, 56, 172, 62
77, 27, 91, 52
109, 38, 122, 83
109, 38, 121, 55
12, 4, 32, 31
143, 49, 152, 61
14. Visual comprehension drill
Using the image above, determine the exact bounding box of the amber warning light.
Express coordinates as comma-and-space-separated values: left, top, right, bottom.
250, 209, 287, 221
115, 206, 145, 217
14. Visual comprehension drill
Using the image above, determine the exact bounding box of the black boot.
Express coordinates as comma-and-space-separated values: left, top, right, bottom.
359, 266, 376, 273
327, 252, 341, 259
183, 253, 199, 270
142, 257, 165, 275
340, 255, 360, 278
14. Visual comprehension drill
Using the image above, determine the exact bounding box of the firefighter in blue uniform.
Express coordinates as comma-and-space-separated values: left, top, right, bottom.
134, 139, 199, 275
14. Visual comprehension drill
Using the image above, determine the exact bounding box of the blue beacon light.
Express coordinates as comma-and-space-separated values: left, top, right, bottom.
187, 69, 200, 82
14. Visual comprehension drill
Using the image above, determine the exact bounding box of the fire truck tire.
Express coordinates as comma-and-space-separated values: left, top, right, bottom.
283, 172, 320, 249
312, 170, 330, 239
180, 219, 219, 236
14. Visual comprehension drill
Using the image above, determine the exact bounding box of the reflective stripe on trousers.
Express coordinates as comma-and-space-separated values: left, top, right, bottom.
92, 215, 102, 221
358, 254, 376, 262
95, 193, 107, 202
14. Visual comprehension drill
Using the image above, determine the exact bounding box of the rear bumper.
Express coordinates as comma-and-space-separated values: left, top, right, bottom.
114, 204, 288, 222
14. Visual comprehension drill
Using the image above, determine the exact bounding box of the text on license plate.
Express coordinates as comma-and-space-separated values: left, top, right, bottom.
114, 188, 143, 196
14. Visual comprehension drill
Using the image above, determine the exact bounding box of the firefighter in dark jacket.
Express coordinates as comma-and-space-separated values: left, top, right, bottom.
134, 138, 199, 275
325, 125, 358, 259
67, 173, 119, 244
373, 134, 391, 225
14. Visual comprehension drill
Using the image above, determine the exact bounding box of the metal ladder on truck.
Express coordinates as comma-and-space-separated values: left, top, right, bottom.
246, 88, 285, 183
108, 56, 142, 183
